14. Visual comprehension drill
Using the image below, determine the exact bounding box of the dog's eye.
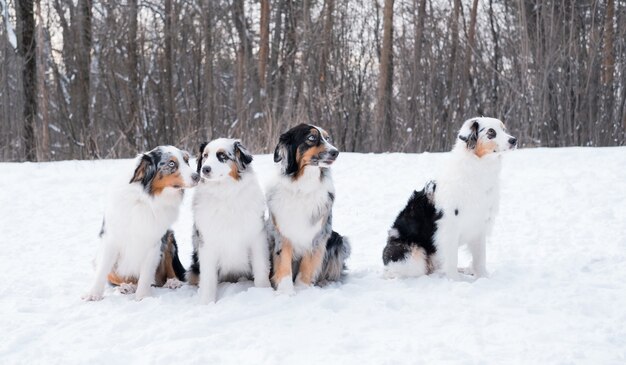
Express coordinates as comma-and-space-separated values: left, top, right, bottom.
487, 128, 496, 139
325, 135, 332, 143
203, 153, 208, 158
216, 152, 227, 162
168, 161, 177, 168
307, 135, 317, 142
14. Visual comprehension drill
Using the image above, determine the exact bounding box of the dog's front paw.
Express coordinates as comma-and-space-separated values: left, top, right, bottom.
82, 292, 104, 301
294, 275, 312, 289
254, 277, 272, 288
199, 292, 216, 304
134, 288, 152, 301
275, 277, 295, 295
163, 278, 183, 289
118, 283, 137, 294
473, 268, 490, 278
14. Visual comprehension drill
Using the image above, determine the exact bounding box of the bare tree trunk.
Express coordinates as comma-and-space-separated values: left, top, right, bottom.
602, 0, 615, 85
128, 0, 141, 150
458, 0, 478, 116
163, 0, 175, 144
376, 0, 394, 151
444, 0, 461, 143
17, 0, 37, 161
488, 0, 500, 110
259, 0, 270, 90
35, 0, 49, 160
410, 0, 426, 138
319, 0, 334, 91
203, 0, 215, 138
231, 0, 262, 141
78, 0, 95, 157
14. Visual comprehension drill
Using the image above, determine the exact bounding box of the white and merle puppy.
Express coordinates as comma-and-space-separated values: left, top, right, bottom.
188, 138, 271, 304
83, 146, 199, 301
267, 124, 351, 294
383, 117, 517, 279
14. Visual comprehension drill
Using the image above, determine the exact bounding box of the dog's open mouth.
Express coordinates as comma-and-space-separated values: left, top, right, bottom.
318, 159, 336, 167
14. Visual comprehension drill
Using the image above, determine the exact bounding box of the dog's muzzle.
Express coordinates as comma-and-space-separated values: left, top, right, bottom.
318, 149, 339, 166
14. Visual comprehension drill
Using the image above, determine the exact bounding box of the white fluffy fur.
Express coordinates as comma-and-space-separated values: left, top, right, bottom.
82, 146, 197, 301
435, 117, 515, 279
194, 138, 271, 304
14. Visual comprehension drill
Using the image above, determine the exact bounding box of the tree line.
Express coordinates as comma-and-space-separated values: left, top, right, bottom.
1, 0, 624, 161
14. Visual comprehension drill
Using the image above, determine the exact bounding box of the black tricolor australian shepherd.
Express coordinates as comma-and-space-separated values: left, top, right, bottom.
266, 124, 351, 293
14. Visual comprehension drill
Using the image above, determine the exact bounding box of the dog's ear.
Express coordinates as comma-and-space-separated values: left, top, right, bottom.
196, 142, 208, 173
274, 131, 299, 175
233, 141, 253, 171
458, 121, 479, 149
273, 141, 285, 163
130, 153, 157, 191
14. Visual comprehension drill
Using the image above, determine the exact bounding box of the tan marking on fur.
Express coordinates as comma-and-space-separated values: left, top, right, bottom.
410, 247, 437, 275
297, 245, 326, 285
295, 144, 327, 179
272, 239, 294, 286
150, 158, 185, 195
228, 161, 241, 180
107, 272, 138, 286
475, 139, 497, 158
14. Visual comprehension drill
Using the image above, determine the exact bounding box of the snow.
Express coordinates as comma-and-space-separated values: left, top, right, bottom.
1, 148, 626, 364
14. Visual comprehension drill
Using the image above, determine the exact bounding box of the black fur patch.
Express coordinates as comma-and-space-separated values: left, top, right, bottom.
189, 250, 200, 276
233, 141, 253, 172
382, 186, 443, 266
161, 230, 186, 281
197, 141, 209, 173
98, 218, 105, 238
455, 209, 459, 216
459, 120, 480, 149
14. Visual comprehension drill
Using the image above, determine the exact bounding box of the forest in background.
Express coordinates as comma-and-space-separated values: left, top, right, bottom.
1, 0, 625, 161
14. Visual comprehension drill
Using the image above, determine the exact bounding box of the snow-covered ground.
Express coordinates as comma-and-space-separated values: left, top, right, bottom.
1, 148, 625, 364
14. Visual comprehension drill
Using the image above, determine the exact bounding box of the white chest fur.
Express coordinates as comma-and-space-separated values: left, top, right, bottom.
192, 173, 266, 272
267, 166, 334, 255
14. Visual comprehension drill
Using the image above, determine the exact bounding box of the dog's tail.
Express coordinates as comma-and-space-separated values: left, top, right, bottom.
318, 231, 351, 283
162, 230, 187, 282
169, 237, 187, 282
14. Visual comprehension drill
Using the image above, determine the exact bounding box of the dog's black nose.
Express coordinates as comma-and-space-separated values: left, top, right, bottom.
508, 137, 517, 146
202, 166, 211, 175
191, 173, 200, 182
329, 149, 339, 158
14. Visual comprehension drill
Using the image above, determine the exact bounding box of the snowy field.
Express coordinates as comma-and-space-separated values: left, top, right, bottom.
1, 148, 626, 364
